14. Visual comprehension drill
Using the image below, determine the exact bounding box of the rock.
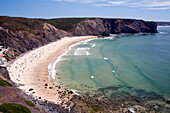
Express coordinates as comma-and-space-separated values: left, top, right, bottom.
0, 66, 10, 80
72, 18, 157, 36
44, 100, 48, 103
166, 100, 170, 104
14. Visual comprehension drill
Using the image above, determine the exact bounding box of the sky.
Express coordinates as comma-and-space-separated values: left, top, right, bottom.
0, 0, 170, 21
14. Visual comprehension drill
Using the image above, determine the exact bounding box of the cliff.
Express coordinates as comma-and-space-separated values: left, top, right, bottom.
42, 18, 158, 36
0, 17, 157, 53
0, 16, 72, 53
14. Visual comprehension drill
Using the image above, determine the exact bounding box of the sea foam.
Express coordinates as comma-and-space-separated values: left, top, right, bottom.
91, 44, 96, 47
91, 75, 95, 79
50, 37, 96, 80
74, 48, 90, 56
103, 57, 108, 60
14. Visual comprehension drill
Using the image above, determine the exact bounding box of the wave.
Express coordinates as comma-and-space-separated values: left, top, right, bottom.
71, 89, 81, 96
103, 57, 108, 60
86, 51, 91, 56
85, 58, 104, 87
74, 47, 91, 56
91, 75, 95, 79
100, 44, 126, 84
159, 32, 168, 34
91, 44, 96, 47
82, 38, 95, 45
49, 37, 96, 80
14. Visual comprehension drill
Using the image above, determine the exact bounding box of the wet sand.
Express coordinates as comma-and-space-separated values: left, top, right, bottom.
7, 36, 98, 104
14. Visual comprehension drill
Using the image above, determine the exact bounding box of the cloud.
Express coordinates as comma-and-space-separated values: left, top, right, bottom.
52, 0, 170, 10
93, 1, 127, 6
131, 1, 170, 7
108, 1, 127, 5
93, 4, 112, 6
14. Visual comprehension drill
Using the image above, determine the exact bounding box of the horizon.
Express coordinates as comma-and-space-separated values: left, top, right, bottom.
1, 15, 170, 22
0, 0, 170, 22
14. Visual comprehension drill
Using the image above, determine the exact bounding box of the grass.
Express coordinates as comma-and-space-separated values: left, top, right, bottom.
24, 100, 35, 107
0, 103, 31, 113
40, 18, 96, 32
0, 78, 12, 87
0, 16, 43, 35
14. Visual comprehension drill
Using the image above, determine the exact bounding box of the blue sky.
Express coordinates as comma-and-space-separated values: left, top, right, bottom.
0, 0, 170, 21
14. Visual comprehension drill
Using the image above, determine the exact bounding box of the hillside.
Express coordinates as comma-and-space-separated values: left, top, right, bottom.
0, 16, 158, 54
41, 18, 158, 36
0, 16, 72, 53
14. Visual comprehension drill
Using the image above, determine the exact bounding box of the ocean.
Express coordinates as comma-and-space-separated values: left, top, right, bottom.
53, 26, 170, 105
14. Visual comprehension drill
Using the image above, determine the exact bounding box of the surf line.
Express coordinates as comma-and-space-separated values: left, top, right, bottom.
100, 44, 127, 85
85, 57, 104, 87
49, 38, 96, 80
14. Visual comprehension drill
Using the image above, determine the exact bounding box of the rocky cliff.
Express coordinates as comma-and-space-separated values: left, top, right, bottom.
0, 17, 72, 53
42, 18, 158, 36
0, 17, 157, 53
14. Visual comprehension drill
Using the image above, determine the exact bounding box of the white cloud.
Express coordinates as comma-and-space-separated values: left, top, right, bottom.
52, 0, 170, 10
93, 3, 112, 6
131, 1, 170, 7
108, 1, 127, 5
93, 1, 127, 6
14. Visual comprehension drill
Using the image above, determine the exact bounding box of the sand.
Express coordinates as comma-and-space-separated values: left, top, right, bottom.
7, 36, 98, 104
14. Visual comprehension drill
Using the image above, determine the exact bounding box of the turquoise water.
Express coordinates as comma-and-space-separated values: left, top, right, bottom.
54, 27, 170, 101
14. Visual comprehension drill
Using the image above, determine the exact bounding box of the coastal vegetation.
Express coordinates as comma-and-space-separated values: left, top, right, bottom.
24, 100, 36, 107
0, 103, 31, 113
0, 78, 12, 86
0, 16, 43, 34
40, 18, 96, 32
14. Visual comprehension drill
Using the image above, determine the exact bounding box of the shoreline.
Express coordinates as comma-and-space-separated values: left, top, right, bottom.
7, 36, 98, 105
50, 38, 96, 80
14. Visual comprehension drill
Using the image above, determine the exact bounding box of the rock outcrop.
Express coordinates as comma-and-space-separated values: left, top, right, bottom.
0, 66, 10, 80
72, 18, 158, 36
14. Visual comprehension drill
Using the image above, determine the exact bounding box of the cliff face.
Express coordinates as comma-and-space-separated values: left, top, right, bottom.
0, 17, 157, 53
0, 17, 72, 53
72, 18, 158, 36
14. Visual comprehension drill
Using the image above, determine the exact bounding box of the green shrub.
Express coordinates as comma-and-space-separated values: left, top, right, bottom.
0, 103, 31, 113
24, 100, 35, 107
0, 79, 12, 86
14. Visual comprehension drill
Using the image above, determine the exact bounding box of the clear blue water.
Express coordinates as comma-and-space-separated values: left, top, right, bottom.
54, 27, 170, 101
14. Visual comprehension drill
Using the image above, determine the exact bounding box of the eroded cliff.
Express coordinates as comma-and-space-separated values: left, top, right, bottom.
0, 17, 157, 53
42, 18, 158, 36
0, 17, 72, 53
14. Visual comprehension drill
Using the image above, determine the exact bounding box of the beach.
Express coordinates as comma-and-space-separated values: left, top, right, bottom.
7, 36, 98, 105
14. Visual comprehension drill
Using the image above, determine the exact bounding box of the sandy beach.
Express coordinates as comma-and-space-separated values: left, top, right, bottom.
7, 36, 98, 105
